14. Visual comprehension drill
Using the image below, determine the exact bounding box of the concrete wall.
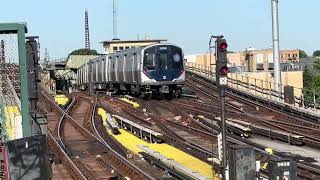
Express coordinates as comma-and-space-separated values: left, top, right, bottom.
228, 71, 303, 97
186, 61, 303, 98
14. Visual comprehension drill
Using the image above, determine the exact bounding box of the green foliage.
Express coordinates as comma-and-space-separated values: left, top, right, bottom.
70, 48, 98, 55
315, 59, 320, 72
303, 59, 320, 106
303, 67, 313, 86
299, 50, 307, 58
313, 50, 320, 57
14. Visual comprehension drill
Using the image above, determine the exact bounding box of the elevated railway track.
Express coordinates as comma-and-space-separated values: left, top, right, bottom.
87, 91, 319, 179
186, 73, 320, 148
38, 69, 320, 179
41, 92, 156, 179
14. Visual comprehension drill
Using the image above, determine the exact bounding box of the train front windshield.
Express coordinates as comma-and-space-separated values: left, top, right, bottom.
144, 46, 183, 71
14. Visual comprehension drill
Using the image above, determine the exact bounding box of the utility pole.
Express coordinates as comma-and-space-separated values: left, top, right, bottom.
271, 0, 282, 97
113, 0, 120, 40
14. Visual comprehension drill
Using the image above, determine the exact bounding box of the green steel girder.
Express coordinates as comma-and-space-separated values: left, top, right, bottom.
0, 23, 31, 138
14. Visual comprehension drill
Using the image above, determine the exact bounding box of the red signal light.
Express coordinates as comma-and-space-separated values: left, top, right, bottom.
220, 66, 228, 75
219, 42, 228, 51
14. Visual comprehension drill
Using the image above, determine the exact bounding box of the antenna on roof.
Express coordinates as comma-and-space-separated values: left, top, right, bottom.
112, 0, 120, 40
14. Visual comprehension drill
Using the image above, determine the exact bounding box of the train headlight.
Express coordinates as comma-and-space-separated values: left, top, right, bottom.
173, 53, 181, 62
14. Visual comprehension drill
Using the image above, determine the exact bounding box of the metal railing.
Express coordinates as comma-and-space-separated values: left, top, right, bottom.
186, 62, 320, 111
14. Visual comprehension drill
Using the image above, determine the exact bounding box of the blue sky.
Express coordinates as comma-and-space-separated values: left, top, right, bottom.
1, 0, 319, 58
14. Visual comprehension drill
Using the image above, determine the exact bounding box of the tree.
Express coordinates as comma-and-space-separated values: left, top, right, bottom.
303, 66, 313, 87
70, 48, 99, 55
299, 50, 307, 58
313, 50, 320, 57
303, 59, 320, 106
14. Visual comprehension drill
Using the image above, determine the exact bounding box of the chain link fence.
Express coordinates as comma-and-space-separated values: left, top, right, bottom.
0, 32, 22, 179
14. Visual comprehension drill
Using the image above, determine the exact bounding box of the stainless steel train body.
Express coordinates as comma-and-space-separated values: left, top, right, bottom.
77, 43, 185, 98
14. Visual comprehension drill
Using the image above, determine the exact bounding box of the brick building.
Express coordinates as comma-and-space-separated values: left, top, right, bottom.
185, 48, 300, 72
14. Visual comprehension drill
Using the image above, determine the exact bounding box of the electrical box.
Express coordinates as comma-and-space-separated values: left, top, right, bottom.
26, 36, 39, 101
284, 85, 295, 104
3, 134, 51, 179
229, 145, 256, 180
268, 158, 297, 180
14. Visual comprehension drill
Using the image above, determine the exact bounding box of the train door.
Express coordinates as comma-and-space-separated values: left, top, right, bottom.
81, 67, 83, 85
92, 61, 96, 82
120, 56, 124, 82
99, 59, 103, 82
109, 56, 114, 82
123, 55, 127, 83
107, 56, 111, 82
84, 65, 86, 84
155, 48, 168, 81
102, 58, 105, 82
137, 53, 142, 83
115, 56, 119, 82
76, 68, 79, 85
85, 63, 89, 84
96, 60, 99, 82
86, 64, 88, 84
126, 54, 133, 83
132, 53, 137, 83
90, 61, 93, 82
79, 68, 82, 85
80, 68, 82, 85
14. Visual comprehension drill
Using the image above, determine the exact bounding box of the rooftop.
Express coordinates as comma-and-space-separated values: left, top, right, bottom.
101, 39, 167, 44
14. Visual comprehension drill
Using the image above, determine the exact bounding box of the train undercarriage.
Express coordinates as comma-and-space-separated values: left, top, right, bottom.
79, 82, 183, 99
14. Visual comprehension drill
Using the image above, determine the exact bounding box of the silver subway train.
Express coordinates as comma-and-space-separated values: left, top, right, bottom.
77, 43, 185, 99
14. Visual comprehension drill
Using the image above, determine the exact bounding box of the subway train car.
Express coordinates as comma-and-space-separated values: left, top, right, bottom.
77, 43, 185, 99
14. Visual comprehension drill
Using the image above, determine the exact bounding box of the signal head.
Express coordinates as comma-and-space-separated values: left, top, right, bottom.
220, 66, 228, 75
219, 42, 228, 52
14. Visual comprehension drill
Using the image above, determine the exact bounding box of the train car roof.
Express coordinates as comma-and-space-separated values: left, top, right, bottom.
108, 43, 181, 56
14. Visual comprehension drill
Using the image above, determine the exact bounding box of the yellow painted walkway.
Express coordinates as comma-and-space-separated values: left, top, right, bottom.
119, 97, 140, 108
54, 95, 68, 105
4, 106, 21, 140
98, 108, 107, 126
109, 129, 219, 179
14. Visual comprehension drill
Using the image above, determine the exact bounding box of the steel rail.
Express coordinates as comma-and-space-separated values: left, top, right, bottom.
90, 98, 156, 180
48, 128, 87, 180
42, 92, 155, 180
57, 96, 76, 150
